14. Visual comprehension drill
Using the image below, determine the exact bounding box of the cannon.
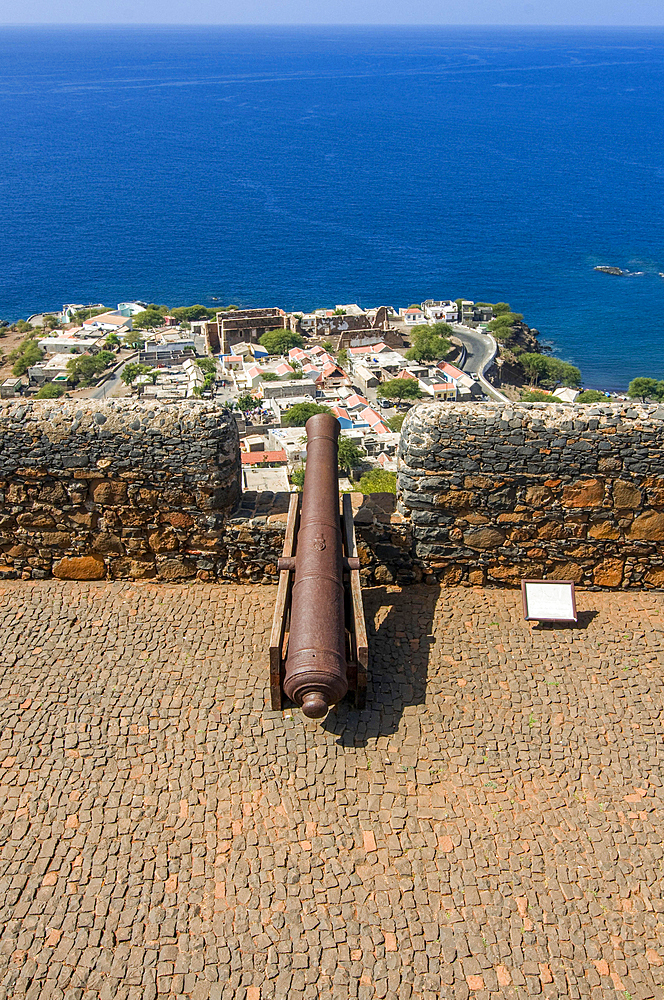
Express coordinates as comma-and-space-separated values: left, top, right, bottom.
269, 413, 368, 718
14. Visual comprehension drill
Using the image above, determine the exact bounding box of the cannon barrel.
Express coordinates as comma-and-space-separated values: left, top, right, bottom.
283, 412, 348, 718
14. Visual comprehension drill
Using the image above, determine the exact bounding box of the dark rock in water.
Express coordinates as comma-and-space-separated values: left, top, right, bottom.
594, 265, 624, 276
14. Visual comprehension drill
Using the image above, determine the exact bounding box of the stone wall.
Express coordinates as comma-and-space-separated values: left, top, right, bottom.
397, 401, 664, 589
0, 400, 241, 581
5, 399, 664, 589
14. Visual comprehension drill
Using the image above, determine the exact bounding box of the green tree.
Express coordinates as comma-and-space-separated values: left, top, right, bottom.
72, 307, 106, 324
105, 332, 120, 346
387, 413, 405, 432
291, 371, 304, 380
123, 331, 146, 350
195, 357, 217, 374
43, 314, 61, 329
291, 467, 306, 491
261, 372, 279, 382
544, 358, 582, 390
169, 305, 217, 324
488, 313, 523, 344
338, 438, 364, 471
357, 469, 397, 494
520, 353, 581, 390
520, 353, 550, 386
576, 389, 609, 403
520, 390, 553, 402
337, 348, 349, 369
10, 337, 44, 376
377, 378, 423, 402
627, 377, 664, 402
121, 362, 155, 386
131, 305, 168, 329
405, 323, 452, 362
259, 329, 304, 356
281, 403, 331, 427
66, 350, 115, 387
236, 392, 259, 413
36, 382, 67, 399
491, 302, 513, 315
333, 308, 346, 316
321, 340, 333, 350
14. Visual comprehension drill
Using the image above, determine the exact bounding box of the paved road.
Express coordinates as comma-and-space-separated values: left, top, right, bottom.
451, 325, 510, 403
451, 324, 495, 377
88, 353, 138, 400
2, 579, 664, 999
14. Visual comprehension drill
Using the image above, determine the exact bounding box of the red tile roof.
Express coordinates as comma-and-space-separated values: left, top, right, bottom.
241, 451, 288, 465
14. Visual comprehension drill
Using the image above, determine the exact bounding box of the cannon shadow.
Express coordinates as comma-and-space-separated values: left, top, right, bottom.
323, 584, 441, 747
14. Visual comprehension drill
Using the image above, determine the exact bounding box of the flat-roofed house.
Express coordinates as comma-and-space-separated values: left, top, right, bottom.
82, 311, 133, 332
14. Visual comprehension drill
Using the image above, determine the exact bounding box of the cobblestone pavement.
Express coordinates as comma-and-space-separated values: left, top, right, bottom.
2, 582, 664, 1000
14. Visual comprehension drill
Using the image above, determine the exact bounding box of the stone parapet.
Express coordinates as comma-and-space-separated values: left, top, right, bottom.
0, 399, 241, 581
397, 401, 664, 588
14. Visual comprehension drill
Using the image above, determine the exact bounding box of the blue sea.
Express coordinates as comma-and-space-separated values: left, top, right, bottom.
1, 25, 664, 390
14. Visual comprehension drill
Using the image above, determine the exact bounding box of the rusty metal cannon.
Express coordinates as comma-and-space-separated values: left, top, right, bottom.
269, 412, 368, 718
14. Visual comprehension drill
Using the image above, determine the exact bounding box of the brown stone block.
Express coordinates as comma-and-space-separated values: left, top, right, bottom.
68, 511, 97, 529
433, 490, 473, 510
597, 456, 622, 473
92, 532, 124, 554
164, 512, 195, 529
148, 528, 180, 553
109, 557, 156, 580
488, 563, 540, 583
36, 484, 68, 504
463, 527, 505, 550
53, 556, 106, 580
374, 565, 394, 584
439, 565, 463, 585
90, 480, 128, 505
561, 479, 605, 508
119, 510, 151, 527
588, 521, 620, 540
186, 534, 223, 551
566, 544, 594, 558
5, 544, 36, 558
40, 532, 72, 548
628, 511, 664, 541
156, 558, 196, 580
644, 566, 664, 587
525, 486, 552, 505
593, 559, 624, 588
17, 511, 55, 530
509, 528, 533, 542
356, 544, 373, 566
643, 477, 664, 505
468, 568, 486, 585
464, 475, 503, 489
6, 484, 27, 502
15, 468, 48, 478
548, 562, 584, 583
463, 513, 490, 525
537, 520, 565, 540
612, 480, 641, 508
497, 513, 524, 523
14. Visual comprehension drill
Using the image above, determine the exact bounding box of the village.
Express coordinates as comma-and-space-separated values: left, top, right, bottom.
0, 296, 586, 493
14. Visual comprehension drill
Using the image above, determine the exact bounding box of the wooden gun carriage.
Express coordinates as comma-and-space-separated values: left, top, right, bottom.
269, 414, 368, 717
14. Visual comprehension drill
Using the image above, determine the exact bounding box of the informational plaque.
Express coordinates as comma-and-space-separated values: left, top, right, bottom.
521, 579, 577, 622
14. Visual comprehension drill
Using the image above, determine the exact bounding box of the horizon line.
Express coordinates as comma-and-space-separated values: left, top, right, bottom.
2, 22, 664, 29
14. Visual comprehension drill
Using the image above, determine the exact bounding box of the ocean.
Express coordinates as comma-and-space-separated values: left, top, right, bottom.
1, 25, 664, 390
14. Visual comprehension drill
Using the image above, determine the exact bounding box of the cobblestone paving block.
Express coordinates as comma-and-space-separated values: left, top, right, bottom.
0, 581, 664, 999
